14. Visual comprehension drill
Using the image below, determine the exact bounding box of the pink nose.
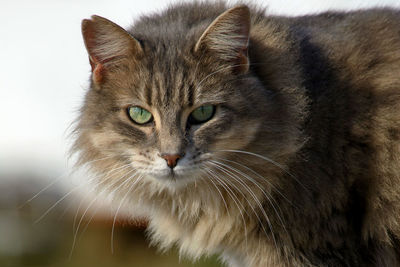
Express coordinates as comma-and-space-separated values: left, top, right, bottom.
161, 154, 182, 169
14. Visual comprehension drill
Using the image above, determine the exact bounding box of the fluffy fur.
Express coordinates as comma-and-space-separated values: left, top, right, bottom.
73, 2, 400, 266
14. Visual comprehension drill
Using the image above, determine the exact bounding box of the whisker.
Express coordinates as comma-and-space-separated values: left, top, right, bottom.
199, 168, 230, 217
70, 161, 133, 231
195, 63, 250, 91
19, 171, 68, 209
57, 198, 75, 221
78, 155, 115, 167
210, 159, 289, 232
203, 168, 249, 253
207, 161, 278, 252
76, 202, 101, 243
21, 156, 116, 209
72, 162, 131, 234
34, 185, 81, 224
69, 155, 116, 179
72, 192, 90, 236
75, 168, 135, 238
111, 173, 144, 254
210, 159, 291, 266
216, 149, 309, 193
69, 168, 137, 258
72, 171, 113, 234
214, 156, 297, 209
100, 163, 134, 183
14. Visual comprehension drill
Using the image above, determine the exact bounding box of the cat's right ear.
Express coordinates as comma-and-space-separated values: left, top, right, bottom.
81, 15, 142, 86
194, 5, 251, 74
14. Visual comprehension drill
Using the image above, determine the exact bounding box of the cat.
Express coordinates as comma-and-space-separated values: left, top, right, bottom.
72, 1, 400, 266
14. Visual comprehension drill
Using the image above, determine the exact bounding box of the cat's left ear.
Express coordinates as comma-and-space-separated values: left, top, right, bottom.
194, 5, 250, 74
81, 15, 143, 85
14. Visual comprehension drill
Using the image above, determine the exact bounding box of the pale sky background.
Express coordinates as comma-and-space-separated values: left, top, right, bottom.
1, 0, 400, 183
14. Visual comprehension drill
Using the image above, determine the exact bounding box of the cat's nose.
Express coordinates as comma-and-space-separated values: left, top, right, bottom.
160, 153, 183, 169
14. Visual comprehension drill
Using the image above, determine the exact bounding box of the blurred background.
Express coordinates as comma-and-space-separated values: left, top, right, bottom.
1, 0, 400, 266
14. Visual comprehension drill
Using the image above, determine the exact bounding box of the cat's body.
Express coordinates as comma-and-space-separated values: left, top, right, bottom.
74, 2, 400, 266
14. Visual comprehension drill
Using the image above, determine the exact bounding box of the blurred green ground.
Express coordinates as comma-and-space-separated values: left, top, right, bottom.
0, 176, 222, 267
0, 212, 222, 267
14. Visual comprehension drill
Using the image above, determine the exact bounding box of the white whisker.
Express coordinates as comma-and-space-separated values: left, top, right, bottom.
207, 161, 279, 253
210, 159, 291, 266
34, 185, 80, 224
69, 167, 137, 258
214, 156, 296, 209
216, 149, 309, 192
211, 159, 289, 232
71, 162, 131, 233
111, 173, 144, 254
199, 168, 230, 217
204, 167, 249, 254
19, 172, 68, 209
195, 63, 250, 92
21, 156, 115, 209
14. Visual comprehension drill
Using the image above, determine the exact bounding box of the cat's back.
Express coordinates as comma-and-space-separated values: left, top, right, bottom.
287, 8, 400, 92
286, 8, 400, 154
284, 8, 400, 253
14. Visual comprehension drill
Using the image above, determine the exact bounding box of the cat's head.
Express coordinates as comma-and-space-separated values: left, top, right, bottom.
73, 4, 303, 194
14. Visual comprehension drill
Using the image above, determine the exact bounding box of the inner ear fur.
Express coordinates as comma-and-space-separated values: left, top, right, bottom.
81, 15, 142, 84
194, 5, 251, 73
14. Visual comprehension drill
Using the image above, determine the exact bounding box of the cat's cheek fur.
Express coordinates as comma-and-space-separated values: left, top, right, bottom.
88, 130, 121, 152
192, 114, 261, 152
209, 120, 261, 151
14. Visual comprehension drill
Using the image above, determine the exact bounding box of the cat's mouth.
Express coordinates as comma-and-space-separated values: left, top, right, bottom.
155, 168, 189, 179
145, 166, 200, 186
165, 169, 178, 179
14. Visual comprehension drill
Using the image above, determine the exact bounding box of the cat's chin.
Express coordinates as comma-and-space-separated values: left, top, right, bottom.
145, 169, 200, 190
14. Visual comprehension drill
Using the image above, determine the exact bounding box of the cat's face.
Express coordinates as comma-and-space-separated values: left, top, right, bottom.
75, 6, 292, 192
87, 61, 263, 186
79, 19, 263, 188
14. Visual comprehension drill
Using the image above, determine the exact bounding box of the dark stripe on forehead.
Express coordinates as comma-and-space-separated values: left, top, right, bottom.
164, 77, 171, 105
158, 64, 172, 105
176, 72, 185, 104
180, 60, 194, 106
187, 83, 194, 106
145, 70, 153, 106
155, 73, 163, 106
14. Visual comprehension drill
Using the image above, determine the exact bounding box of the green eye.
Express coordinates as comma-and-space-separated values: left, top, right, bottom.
128, 106, 153, 125
189, 105, 215, 124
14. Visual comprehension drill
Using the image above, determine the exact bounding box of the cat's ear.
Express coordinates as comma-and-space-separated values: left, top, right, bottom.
81, 15, 142, 85
194, 5, 250, 74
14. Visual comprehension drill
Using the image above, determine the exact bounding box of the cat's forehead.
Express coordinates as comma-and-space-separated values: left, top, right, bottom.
133, 58, 225, 111
143, 57, 195, 108
115, 43, 228, 111
117, 11, 234, 110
